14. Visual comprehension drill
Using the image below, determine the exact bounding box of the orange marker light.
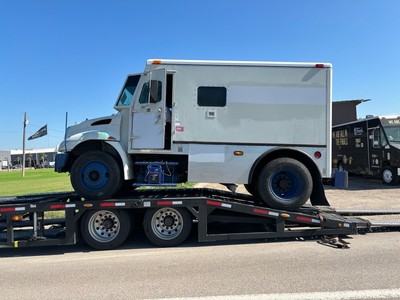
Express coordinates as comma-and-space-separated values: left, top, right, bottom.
152, 60, 162, 65
12, 215, 23, 221
233, 151, 244, 156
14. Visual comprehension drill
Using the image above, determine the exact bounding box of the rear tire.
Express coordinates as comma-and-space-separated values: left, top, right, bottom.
80, 209, 132, 250
244, 182, 258, 197
143, 207, 192, 247
257, 157, 312, 211
70, 151, 122, 200
382, 167, 399, 185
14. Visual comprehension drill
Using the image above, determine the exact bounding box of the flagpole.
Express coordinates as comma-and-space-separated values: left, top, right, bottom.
22, 112, 27, 177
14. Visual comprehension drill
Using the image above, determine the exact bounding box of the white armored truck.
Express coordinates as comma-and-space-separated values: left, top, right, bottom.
55, 59, 332, 211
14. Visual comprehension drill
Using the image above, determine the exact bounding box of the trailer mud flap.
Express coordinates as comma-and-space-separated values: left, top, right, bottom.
310, 181, 330, 206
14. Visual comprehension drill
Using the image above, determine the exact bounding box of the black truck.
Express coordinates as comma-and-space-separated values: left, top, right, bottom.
332, 116, 400, 185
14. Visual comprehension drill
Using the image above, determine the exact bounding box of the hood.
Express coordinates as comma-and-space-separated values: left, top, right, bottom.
58, 113, 122, 152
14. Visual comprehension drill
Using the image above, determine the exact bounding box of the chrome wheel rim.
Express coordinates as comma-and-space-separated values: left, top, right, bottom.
88, 210, 120, 243
151, 208, 184, 241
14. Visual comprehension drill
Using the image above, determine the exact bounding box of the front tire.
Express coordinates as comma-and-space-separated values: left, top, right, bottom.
80, 209, 132, 250
382, 167, 399, 185
257, 157, 312, 211
143, 207, 192, 247
70, 151, 122, 200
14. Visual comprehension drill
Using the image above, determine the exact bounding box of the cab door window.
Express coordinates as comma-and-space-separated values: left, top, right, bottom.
138, 80, 162, 104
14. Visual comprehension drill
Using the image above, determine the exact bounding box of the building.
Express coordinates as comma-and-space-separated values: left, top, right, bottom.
0, 150, 11, 169
9, 148, 56, 168
332, 99, 370, 126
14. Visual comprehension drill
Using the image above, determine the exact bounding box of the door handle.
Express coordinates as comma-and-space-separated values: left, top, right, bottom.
154, 108, 162, 123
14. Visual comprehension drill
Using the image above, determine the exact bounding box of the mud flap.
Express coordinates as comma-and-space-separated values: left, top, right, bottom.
310, 179, 330, 206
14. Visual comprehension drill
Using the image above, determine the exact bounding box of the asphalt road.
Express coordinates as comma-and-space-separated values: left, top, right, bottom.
1, 177, 400, 299
0, 232, 400, 299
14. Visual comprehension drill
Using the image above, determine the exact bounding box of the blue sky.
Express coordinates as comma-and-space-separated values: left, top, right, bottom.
1, 0, 399, 150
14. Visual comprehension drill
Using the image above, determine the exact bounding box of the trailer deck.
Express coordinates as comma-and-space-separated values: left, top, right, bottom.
1, 189, 400, 250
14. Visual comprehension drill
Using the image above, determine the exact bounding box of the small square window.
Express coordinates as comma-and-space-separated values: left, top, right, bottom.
197, 87, 226, 107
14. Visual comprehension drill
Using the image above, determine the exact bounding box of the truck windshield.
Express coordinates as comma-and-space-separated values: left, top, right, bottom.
116, 75, 141, 107
383, 124, 400, 143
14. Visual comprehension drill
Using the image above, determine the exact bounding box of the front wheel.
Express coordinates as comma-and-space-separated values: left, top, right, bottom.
143, 207, 192, 247
257, 157, 313, 211
382, 167, 399, 185
70, 151, 123, 200
80, 209, 132, 250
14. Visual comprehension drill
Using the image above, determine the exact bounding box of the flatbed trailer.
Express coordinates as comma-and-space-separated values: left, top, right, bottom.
1, 189, 400, 250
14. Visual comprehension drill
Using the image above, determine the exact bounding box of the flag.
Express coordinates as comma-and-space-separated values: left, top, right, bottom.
28, 125, 47, 140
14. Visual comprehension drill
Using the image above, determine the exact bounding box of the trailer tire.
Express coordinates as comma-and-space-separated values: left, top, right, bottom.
257, 157, 312, 211
71, 151, 122, 200
143, 207, 192, 247
382, 167, 399, 185
80, 209, 131, 250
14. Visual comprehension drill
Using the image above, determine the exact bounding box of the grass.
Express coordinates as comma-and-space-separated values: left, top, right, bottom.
0, 168, 197, 197
0, 169, 73, 196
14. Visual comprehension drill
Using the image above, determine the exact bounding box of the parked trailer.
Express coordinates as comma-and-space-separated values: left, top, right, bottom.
1, 190, 400, 250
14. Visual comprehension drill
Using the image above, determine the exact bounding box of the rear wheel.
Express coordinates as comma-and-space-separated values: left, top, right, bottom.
70, 151, 122, 200
244, 182, 258, 197
382, 167, 399, 185
143, 207, 192, 247
80, 209, 132, 250
257, 157, 312, 211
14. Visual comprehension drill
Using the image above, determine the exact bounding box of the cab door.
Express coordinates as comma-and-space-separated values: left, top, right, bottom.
131, 68, 166, 149
369, 127, 385, 175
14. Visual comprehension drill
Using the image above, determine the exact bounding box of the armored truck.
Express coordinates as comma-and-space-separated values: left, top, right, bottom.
55, 59, 332, 210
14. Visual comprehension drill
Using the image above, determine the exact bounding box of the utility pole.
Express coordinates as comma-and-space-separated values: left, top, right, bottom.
22, 112, 28, 177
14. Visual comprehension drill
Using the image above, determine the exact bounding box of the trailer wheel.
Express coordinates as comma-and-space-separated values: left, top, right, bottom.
257, 157, 312, 211
80, 209, 131, 250
143, 207, 192, 247
382, 167, 399, 185
71, 151, 122, 200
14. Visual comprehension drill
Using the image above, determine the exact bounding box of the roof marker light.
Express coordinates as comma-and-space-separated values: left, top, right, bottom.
315, 64, 324, 68
153, 60, 162, 65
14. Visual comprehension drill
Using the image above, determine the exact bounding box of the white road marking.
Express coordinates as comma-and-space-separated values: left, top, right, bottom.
151, 288, 400, 300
